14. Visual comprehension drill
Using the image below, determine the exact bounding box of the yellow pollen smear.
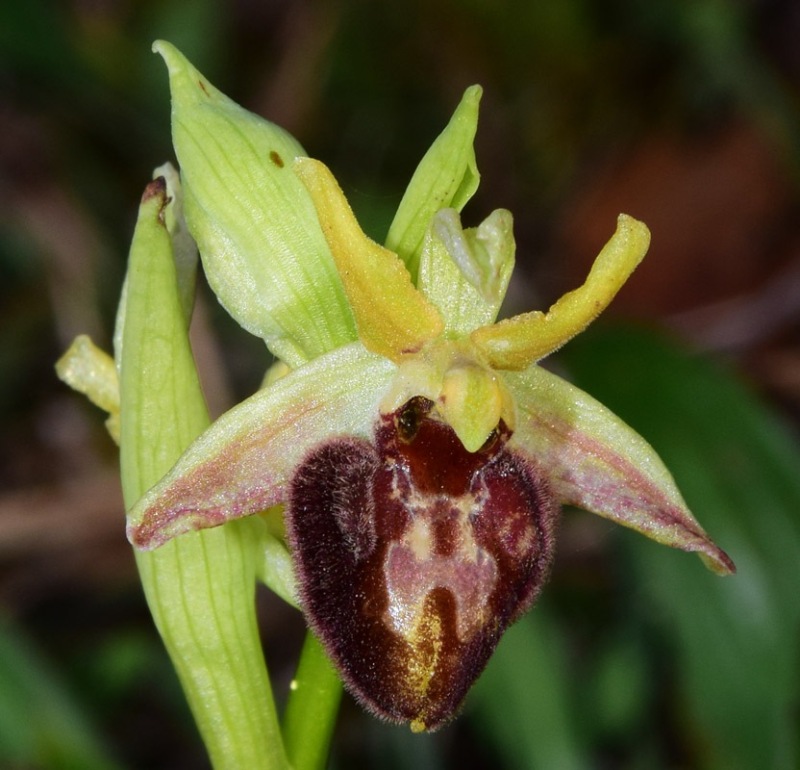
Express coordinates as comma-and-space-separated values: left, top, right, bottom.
405, 604, 443, 723
471, 214, 650, 370
294, 157, 444, 362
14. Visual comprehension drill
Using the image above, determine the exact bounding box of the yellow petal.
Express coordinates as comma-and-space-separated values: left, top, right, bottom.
294, 157, 443, 362
471, 214, 650, 370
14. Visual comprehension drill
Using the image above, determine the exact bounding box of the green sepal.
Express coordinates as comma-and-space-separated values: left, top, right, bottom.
418, 208, 515, 336
154, 40, 356, 367
385, 85, 482, 280
506, 364, 735, 575
127, 342, 395, 549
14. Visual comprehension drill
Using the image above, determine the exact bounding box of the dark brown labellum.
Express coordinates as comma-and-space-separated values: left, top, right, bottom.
287, 397, 558, 731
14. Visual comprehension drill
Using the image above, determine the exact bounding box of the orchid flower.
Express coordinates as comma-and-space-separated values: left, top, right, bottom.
60, 41, 734, 741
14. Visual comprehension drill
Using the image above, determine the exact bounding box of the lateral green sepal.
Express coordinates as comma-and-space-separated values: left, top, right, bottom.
507, 364, 736, 576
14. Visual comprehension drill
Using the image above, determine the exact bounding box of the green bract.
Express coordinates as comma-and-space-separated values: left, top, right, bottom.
59, 172, 291, 768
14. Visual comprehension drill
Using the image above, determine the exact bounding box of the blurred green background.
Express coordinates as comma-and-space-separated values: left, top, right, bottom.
2, 0, 800, 768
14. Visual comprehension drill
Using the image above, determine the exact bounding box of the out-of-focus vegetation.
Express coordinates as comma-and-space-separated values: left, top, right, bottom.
2, 1, 800, 767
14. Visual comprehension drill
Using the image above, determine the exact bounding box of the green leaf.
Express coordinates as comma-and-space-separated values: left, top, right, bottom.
562, 325, 800, 770
154, 40, 357, 367
468, 608, 587, 770
385, 85, 482, 280
0, 615, 122, 770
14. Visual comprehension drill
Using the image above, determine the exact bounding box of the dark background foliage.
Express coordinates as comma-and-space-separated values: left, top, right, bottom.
1, 1, 799, 767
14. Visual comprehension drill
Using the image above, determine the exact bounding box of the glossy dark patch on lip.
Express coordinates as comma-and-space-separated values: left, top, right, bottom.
287, 397, 558, 731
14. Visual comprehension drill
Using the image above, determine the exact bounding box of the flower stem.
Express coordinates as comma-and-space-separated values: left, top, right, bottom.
282, 631, 343, 770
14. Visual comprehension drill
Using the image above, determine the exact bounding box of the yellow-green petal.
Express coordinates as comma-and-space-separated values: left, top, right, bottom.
507, 364, 735, 575
385, 85, 482, 279
294, 158, 443, 362
55, 334, 120, 442
472, 214, 650, 370
419, 208, 515, 336
154, 40, 356, 367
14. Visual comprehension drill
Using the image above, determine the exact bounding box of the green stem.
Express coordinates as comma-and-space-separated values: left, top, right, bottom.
282, 632, 343, 770
118, 179, 288, 769
133, 524, 287, 769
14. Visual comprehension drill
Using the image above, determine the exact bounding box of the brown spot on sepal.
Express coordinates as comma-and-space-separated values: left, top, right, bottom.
140, 177, 171, 226
269, 150, 285, 168
142, 176, 167, 204
288, 400, 559, 731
